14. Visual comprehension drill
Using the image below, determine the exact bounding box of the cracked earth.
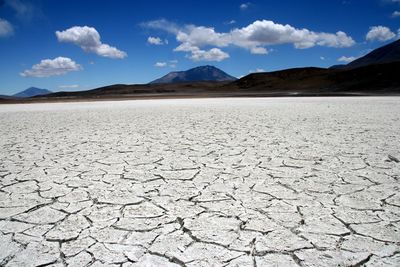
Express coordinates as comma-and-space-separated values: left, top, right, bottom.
0, 97, 399, 266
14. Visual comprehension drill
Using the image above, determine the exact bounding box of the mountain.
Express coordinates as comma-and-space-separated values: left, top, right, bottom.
13, 87, 52, 98
150, 65, 237, 84
345, 39, 400, 69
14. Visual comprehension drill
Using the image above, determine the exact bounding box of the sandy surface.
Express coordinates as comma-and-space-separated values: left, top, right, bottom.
0, 97, 399, 266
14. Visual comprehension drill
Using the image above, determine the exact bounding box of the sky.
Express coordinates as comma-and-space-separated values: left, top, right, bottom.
0, 0, 399, 95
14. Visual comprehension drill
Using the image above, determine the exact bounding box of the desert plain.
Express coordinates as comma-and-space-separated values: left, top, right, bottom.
0, 97, 399, 266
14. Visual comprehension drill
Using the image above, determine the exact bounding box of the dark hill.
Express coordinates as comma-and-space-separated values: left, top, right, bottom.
228, 62, 400, 95
346, 39, 400, 68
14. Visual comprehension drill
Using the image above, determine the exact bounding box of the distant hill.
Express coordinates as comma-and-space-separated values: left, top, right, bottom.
340, 39, 400, 69
150, 65, 237, 84
13, 87, 52, 98
0, 95, 15, 100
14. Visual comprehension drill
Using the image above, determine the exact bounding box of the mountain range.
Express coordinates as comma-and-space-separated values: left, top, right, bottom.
2, 39, 400, 103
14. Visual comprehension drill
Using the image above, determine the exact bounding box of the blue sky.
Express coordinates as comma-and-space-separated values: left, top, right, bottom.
0, 0, 399, 95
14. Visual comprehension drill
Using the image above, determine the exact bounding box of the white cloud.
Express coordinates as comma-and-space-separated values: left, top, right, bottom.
174, 41, 229, 61
230, 20, 355, 50
143, 19, 355, 62
189, 47, 229, 61
366, 26, 396, 41
225, 20, 236, 25
20, 57, 82, 77
338, 56, 357, 63
59, 84, 79, 89
155, 60, 178, 68
0, 18, 14, 37
154, 62, 167, 67
250, 46, 268, 54
56, 26, 127, 59
147, 36, 165, 45
240, 2, 251, 10
392, 11, 400, 17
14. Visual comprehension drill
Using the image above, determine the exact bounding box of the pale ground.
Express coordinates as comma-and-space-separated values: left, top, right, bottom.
0, 97, 399, 267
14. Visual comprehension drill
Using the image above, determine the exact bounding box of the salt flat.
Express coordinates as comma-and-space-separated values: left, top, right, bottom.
0, 97, 399, 267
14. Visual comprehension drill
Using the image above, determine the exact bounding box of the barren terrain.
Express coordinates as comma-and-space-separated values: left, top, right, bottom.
0, 97, 399, 266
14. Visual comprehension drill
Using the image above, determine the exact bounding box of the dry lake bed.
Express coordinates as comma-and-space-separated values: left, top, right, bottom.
0, 97, 399, 267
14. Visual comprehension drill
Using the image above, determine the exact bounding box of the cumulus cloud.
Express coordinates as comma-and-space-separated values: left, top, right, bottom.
147, 36, 165, 45
143, 19, 355, 61
392, 11, 400, 17
154, 62, 167, 67
56, 26, 127, 59
366, 26, 396, 41
189, 47, 229, 61
0, 18, 14, 37
250, 47, 268, 54
338, 56, 357, 63
230, 20, 355, 50
20, 57, 82, 77
173, 40, 229, 61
